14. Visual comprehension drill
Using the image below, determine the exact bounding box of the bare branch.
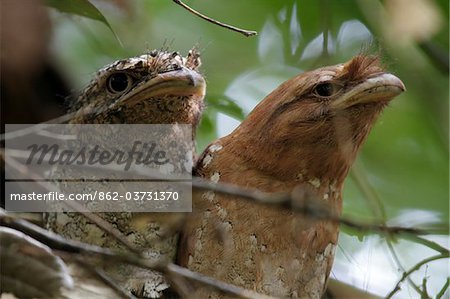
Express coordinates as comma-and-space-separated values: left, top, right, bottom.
172, 0, 257, 37
74, 256, 138, 299
2, 124, 448, 298
0, 213, 277, 299
2, 149, 448, 241
385, 237, 423, 297
1, 154, 139, 254
436, 278, 450, 299
192, 177, 449, 237
386, 253, 449, 299
164, 263, 275, 299
401, 234, 449, 255
351, 161, 428, 296
1, 112, 76, 141
350, 161, 386, 221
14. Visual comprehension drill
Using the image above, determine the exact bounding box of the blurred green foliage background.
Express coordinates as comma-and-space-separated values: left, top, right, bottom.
43, 0, 448, 297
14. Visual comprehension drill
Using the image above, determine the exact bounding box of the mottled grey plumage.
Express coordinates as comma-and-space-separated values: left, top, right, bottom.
69, 49, 204, 126
45, 48, 205, 298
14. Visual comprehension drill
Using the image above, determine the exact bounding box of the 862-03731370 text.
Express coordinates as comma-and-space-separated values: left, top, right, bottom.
8, 191, 180, 201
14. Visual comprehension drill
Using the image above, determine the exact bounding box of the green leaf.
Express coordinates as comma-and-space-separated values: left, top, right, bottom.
45, 0, 121, 45
207, 96, 246, 121
197, 111, 218, 151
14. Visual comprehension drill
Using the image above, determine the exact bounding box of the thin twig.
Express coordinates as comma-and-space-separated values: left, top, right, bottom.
421, 275, 430, 299
2, 149, 448, 239
385, 253, 449, 299
351, 161, 411, 295
1, 213, 120, 257
164, 264, 275, 299
350, 161, 386, 221
385, 236, 423, 297
401, 234, 449, 255
2, 154, 139, 254
419, 41, 450, 74
0, 213, 276, 299
319, 0, 330, 60
351, 160, 445, 296
0, 112, 76, 141
2, 133, 448, 298
194, 176, 448, 236
172, 0, 257, 37
436, 278, 450, 299
353, 161, 425, 296
74, 256, 138, 299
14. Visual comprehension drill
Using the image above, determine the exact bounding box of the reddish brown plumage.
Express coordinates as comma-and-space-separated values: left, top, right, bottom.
178, 55, 404, 298
337, 55, 382, 82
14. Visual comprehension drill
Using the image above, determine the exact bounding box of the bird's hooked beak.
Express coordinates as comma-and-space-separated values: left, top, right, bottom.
330, 73, 405, 110
117, 66, 206, 106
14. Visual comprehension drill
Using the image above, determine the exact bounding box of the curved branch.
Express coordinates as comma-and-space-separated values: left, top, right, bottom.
386, 253, 449, 299
0, 213, 276, 299
172, 0, 257, 37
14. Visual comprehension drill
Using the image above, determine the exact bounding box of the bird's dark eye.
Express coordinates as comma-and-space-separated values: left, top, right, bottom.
106, 73, 132, 94
314, 82, 339, 97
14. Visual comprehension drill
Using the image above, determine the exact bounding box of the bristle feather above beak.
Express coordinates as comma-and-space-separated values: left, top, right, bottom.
336, 55, 384, 83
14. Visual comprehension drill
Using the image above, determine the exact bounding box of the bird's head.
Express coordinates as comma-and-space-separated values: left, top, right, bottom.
69, 48, 206, 126
233, 55, 405, 185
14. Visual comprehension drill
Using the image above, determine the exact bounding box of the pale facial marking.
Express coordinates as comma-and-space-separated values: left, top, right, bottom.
317, 74, 334, 83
